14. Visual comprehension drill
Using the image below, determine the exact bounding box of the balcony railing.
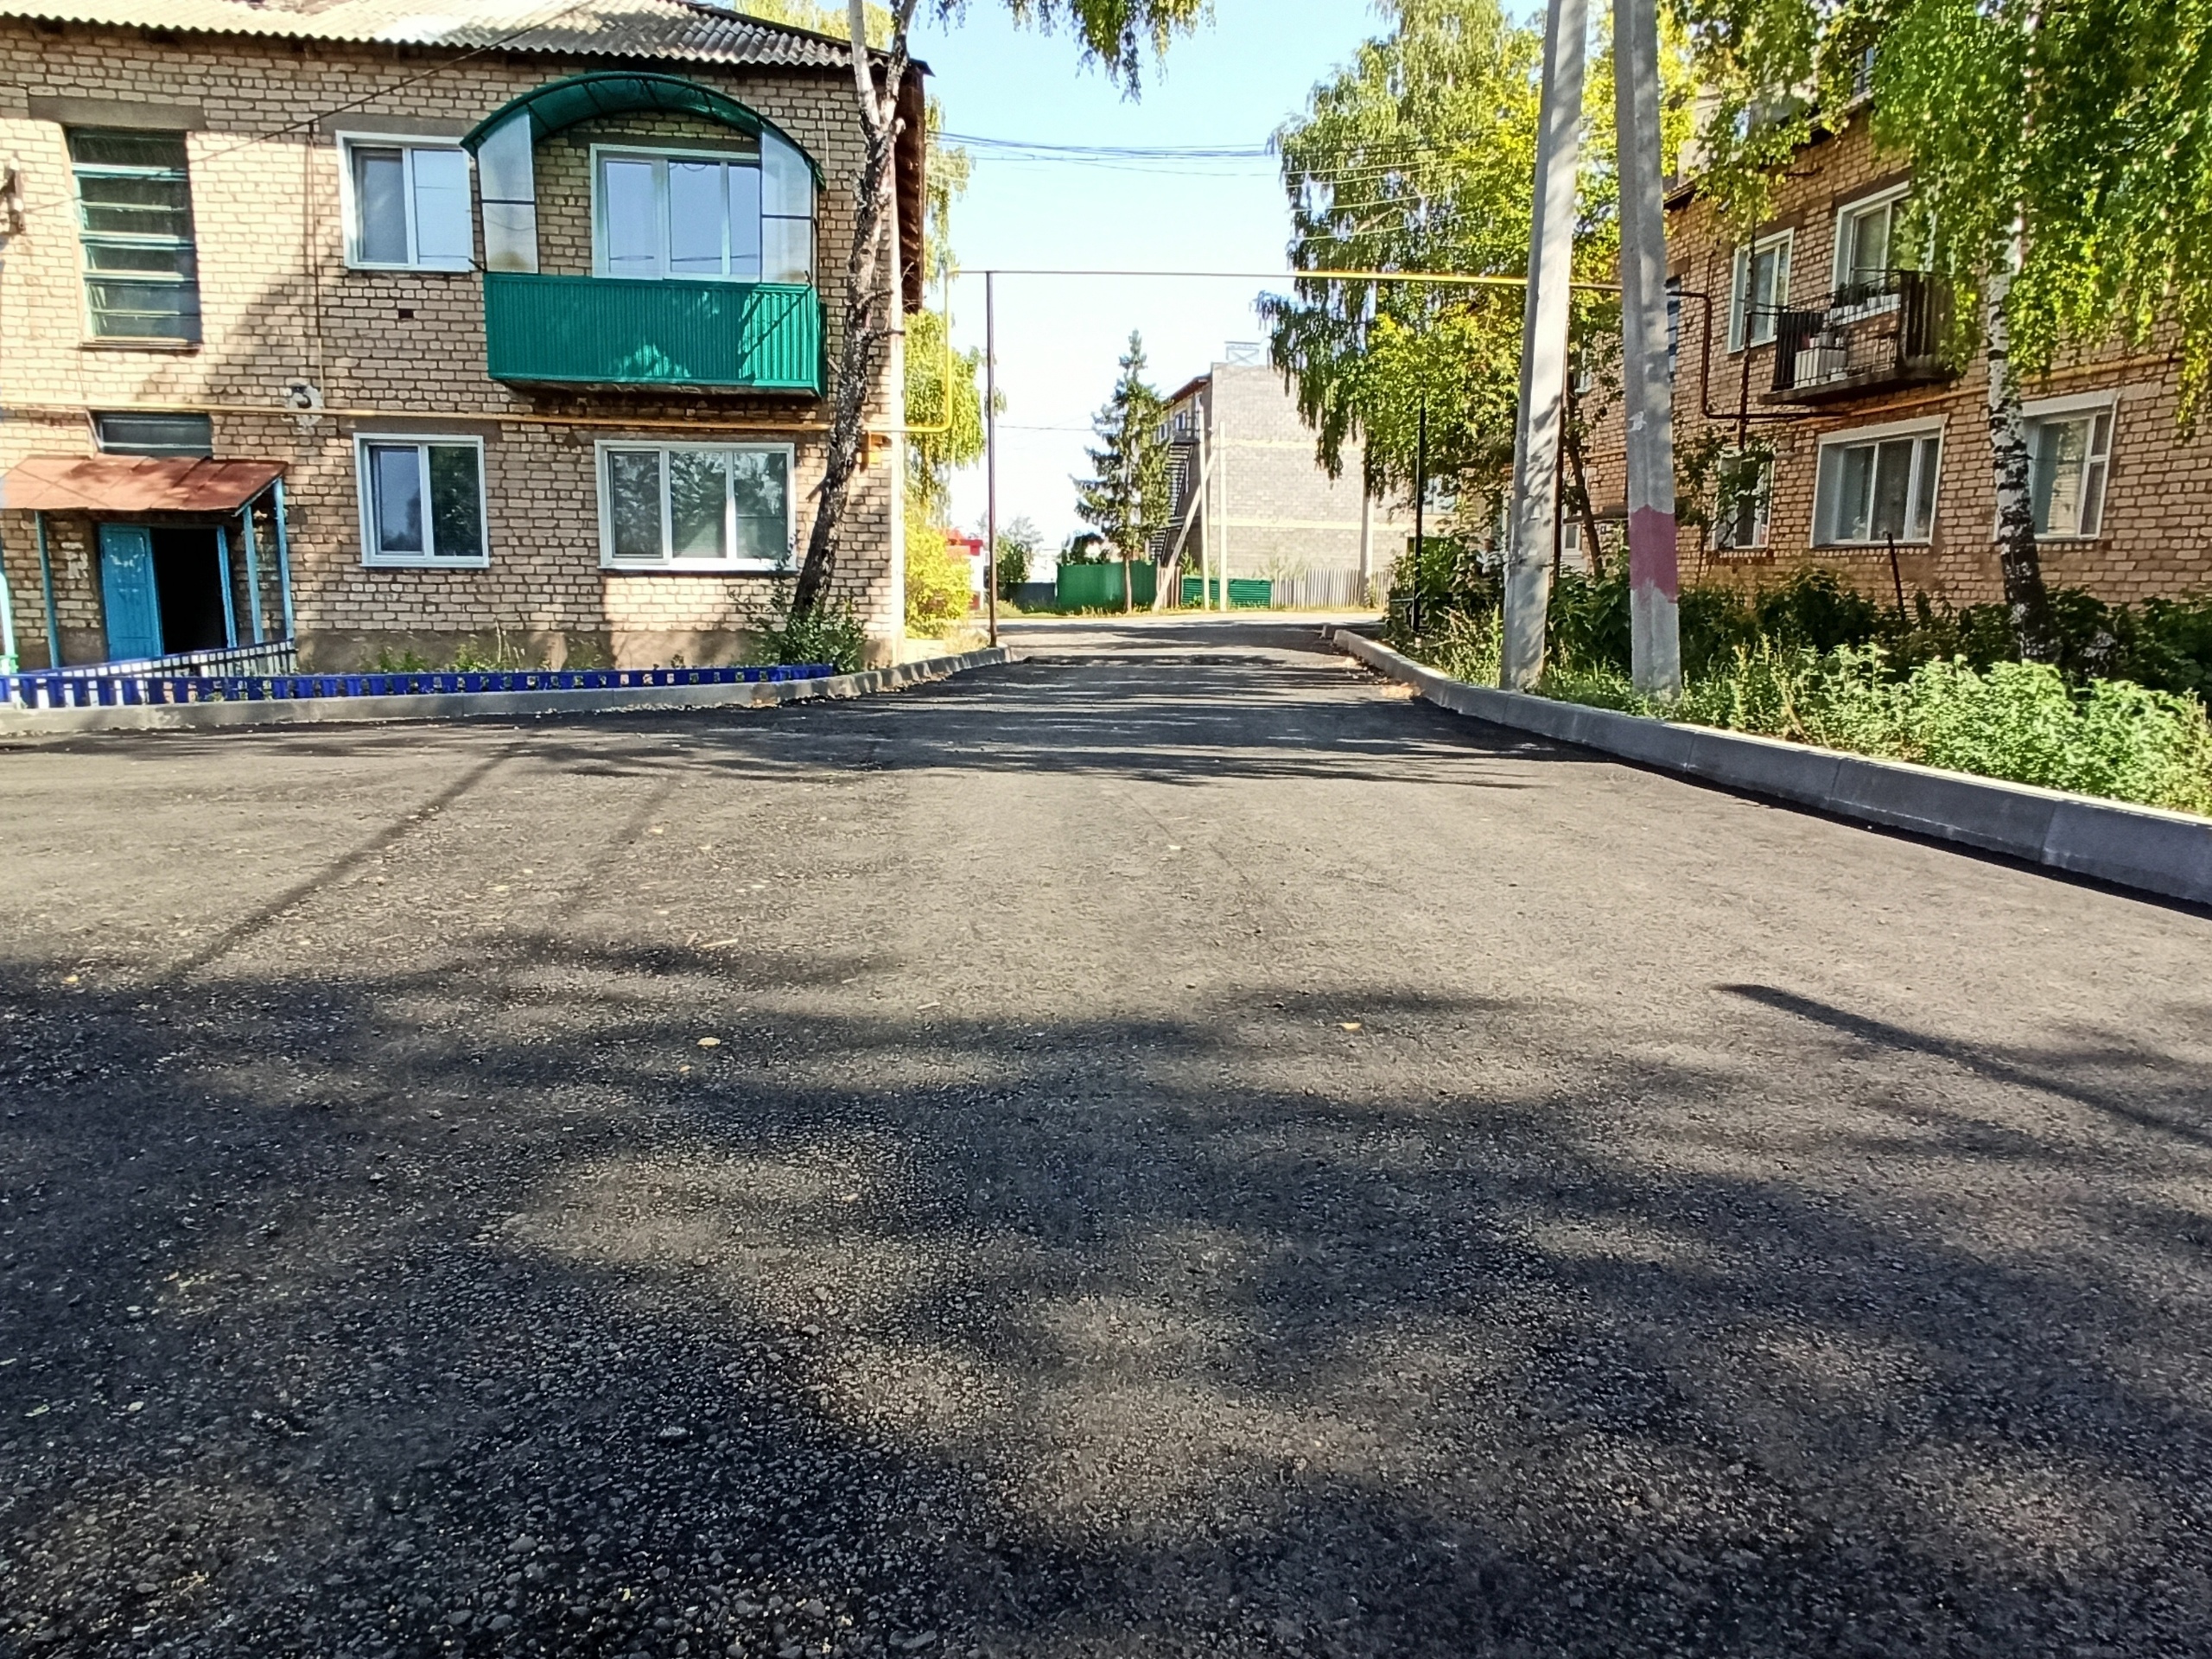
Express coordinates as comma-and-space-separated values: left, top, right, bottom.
1766, 270, 1954, 404
483, 273, 823, 394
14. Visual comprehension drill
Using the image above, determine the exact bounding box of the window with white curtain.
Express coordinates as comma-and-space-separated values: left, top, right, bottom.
2027, 403, 2114, 538
593, 130, 814, 285
1815, 425, 1943, 545
340, 137, 473, 270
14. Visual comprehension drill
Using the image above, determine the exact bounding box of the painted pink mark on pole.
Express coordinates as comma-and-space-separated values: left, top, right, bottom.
1615, 0, 1682, 696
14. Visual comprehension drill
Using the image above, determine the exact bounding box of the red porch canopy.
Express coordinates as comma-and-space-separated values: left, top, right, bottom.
0, 454, 285, 515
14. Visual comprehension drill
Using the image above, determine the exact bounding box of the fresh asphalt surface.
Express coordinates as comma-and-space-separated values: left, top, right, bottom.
3, 614, 2210, 1659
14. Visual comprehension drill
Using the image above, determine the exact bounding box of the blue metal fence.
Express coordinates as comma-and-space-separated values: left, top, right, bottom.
2, 663, 836, 710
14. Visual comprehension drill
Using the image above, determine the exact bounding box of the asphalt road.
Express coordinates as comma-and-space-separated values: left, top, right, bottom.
3, 615, 2210, 1659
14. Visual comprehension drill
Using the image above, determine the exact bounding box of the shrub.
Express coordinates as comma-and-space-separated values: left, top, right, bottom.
751, 601, 867, 674
905, 514, 971, 638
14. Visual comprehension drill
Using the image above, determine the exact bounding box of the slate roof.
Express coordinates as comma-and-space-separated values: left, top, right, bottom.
0, 0, 857, 68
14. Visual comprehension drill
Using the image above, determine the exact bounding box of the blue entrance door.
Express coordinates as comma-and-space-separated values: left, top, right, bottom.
98, 524, 163, 663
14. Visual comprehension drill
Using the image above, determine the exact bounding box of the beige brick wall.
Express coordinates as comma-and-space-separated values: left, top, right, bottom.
0, 19, 903, 671
1581, 111, 2212, 608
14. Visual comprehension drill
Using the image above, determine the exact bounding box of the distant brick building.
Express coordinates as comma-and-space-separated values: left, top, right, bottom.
0, 0, 923, 672
1580, 104, 2211, 607
1160, 349, 1415, 606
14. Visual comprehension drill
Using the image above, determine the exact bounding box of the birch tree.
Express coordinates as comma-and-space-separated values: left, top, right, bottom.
786, 0, 1206, 619
1673, 0, 2212, 658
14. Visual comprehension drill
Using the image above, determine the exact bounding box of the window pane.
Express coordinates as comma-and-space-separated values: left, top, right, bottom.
427, 445, 483, 560
762, 215, 811, 285
601, 159, 659, 276
607, 449, 664, 560
369, 445, 426, 556
1846, 202, 1890, 287
667, 162, 727, 276
1910, 435, 1941, 537
95, 411, 213, 457
76, 172, 194, 238
81, 240, 196, 275
67, 129, 187, 169
731, 450, 790, 563
761, 130, 812, 219
1829, 444, 1875, 541
84, 277, 200, 339
353, 146, 409, 263
728, 162, 762, 279
411, 147, 473, 266
668, 450, 729, 559
1869, 439, 1916, 537
2081, 458, 2108, 537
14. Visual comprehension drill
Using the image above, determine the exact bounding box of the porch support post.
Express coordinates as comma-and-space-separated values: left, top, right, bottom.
215, 521, 238, 648
238, 501, 265, 645
0, 521, 18, 673
270, 480, 297, 642
35, 512, 60, 669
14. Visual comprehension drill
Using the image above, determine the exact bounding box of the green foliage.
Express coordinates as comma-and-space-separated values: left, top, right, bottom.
1395, 560, 2212, 814
752, 596, 867, 673
449, 629, 539, 673
1675, 0, 2212, 417
1073, 332, 1174, 607
1263, 0, 1694, 511
904, 497, 973, 638
995, 516, 1042, 601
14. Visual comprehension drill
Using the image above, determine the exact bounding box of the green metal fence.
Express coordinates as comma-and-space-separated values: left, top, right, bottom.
1054, 562, 1155, 610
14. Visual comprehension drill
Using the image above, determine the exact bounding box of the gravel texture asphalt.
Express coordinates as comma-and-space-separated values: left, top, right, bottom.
3, 614, 2210, 1659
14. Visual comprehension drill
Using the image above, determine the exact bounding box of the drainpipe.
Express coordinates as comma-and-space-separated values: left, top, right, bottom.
0, 522, 17, 674
271, 479, 297, 644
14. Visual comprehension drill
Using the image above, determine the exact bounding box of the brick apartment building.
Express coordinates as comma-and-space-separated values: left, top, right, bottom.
1580, 101, 2211, 607
0, 0, 924, 673
1160, 348, 1415, 607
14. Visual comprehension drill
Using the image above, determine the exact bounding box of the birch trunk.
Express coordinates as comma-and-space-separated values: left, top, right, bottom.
1985, 236, 2052, 659
790, 0, 916, 617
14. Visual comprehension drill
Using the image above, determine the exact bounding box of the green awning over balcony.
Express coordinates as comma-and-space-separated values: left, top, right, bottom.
461, 72, 822, 186
483, 272, 824, 393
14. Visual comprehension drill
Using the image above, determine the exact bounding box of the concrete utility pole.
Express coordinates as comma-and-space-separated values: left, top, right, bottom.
984, 271, 1000, 647
1503, 0, 1586, 690
1615, 0, 1681, 696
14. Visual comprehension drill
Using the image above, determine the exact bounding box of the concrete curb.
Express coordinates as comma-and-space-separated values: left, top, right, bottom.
0, 647, 1019, 737
1328, 627, 2212, 909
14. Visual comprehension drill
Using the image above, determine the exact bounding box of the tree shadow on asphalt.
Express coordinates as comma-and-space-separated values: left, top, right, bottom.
4, 946, 2212, 1658
23, 656, 1582, 797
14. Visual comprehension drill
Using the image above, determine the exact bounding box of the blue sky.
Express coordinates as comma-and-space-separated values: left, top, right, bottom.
909, 0, 1389, 553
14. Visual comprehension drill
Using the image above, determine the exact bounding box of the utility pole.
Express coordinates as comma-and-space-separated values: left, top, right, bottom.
1411, 397, 1428, 637
984, 270, 999, 647
1615, 0, 1681, 696
1503, 0, 1586, 690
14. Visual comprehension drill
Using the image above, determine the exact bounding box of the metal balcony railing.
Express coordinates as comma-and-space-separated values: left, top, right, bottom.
483, 273, 823, 394
1767, 270, 1954, 403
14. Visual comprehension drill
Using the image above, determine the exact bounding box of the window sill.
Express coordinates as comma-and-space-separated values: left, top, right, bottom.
344, 260, 476, 276
363, 556, 490, 570
601, 560, 794, 575
81, 338, 200, 353
1813, 540, 1931, 550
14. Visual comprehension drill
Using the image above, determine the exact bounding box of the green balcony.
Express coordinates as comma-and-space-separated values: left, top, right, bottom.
483, 272, 823, 394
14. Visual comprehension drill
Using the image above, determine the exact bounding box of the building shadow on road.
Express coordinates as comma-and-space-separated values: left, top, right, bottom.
5, 937, 2212, 1656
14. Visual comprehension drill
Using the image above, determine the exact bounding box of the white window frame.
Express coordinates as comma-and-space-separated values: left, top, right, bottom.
590, 142, 767, 283
1715, 453, 1774, 552
336, 133, 474, 272
1831, 182, 1910, 311
594, 438, 798, 573
354, 433, 489, 569
1813, 416, 1945, 547
1728, 229, 1793, 352
2020, 390, 2117, 541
